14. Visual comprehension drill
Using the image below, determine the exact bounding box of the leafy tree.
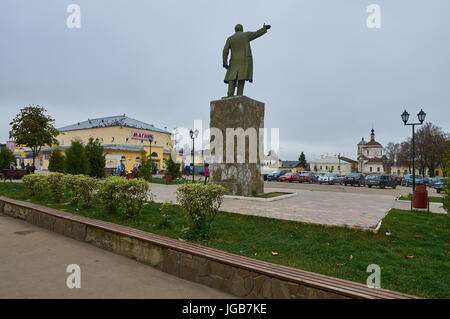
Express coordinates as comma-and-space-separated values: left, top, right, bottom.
298, 152, 307, 168
48, 150, 65, 172
85, 137, 105, 178
0, 146, 17, 170
165, 157, 181, 179
64, 139, 89, 175
9, 106, 58, 165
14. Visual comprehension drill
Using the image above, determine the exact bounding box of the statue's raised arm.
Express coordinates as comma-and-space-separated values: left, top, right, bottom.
223, 23, 271, 97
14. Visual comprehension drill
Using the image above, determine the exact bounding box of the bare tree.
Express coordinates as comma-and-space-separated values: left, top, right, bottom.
415, 123, 449, 177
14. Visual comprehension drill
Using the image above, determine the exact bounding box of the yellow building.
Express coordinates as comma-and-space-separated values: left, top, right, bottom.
309, 157, 357, 175
390, 166, 445, 177
14, 115, 174, 173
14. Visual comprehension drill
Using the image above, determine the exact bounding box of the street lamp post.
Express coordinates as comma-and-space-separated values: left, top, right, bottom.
148, 134, 154, 174
401, 109, 426, 191
189, 129, 199, 183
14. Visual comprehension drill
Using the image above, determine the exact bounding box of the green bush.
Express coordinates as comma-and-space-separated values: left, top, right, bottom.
97, 176, 127, 213
0, 147, 16, 170
176, 182, 227, 239
48, 150, 65, 172
64, 174, 98, 208
22, 174, 47, 198
45, 173, 66, 203
120, 178, 150, 219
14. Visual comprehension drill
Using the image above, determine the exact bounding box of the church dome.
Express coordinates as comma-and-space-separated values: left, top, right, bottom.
358, 137, 367, 145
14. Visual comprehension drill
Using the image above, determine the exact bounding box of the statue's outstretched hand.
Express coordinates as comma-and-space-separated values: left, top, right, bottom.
223, 63, 229, 69
263, 23, 271, 30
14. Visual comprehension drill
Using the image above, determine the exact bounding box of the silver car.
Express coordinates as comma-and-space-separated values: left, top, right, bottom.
318, 173, 339, 185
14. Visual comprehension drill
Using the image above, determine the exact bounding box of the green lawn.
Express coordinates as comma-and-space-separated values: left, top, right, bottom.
0, 182, 448, 298
399, 193, 444, 203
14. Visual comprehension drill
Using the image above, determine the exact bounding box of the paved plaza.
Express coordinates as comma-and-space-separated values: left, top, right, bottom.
147, 182, 444, 230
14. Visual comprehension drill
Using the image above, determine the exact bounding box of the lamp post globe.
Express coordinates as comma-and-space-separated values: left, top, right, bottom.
417, 109, 426, 124
401, 110, 410, 125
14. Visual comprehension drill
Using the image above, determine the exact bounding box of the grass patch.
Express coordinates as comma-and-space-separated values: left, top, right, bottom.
399, 193, 444, 203
0, 182, 448, 298
254, 192, 292, 198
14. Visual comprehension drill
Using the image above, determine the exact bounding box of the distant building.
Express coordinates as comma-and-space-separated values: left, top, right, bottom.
357, 129, 388, 174
309, 156, 356, 175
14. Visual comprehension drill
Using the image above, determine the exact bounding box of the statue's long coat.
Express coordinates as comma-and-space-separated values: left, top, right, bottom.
223, 27, 267, 83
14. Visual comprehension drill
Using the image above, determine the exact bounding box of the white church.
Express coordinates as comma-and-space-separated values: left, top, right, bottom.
357, 129, 388, 174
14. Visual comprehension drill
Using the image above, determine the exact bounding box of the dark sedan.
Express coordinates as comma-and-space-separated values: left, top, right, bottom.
366, 174, 397, 189
343, 173, 365, 186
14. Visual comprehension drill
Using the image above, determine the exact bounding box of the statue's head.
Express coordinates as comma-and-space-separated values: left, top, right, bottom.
235, 24, 243, 32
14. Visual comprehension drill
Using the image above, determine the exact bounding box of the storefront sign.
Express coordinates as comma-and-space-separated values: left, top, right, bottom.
132, 131, 153, 140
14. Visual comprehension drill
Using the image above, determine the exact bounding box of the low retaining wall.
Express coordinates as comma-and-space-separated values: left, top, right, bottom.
0, 196, 419, 299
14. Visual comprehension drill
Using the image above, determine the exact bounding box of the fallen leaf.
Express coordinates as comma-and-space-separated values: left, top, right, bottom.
349, 254, 353, 260
251, 243, 256, 250
402, 255, 414, 259
336, 263, 346, 266
271, 251, 279, 256
445, 240, 450, 244
413, 235, 424, 238
391, 240, 397, 243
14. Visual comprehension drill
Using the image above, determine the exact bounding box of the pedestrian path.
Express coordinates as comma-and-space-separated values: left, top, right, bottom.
0, 214, 232, 298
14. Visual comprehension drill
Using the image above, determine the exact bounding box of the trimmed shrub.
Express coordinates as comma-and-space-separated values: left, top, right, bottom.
22, 174, 47, 198
64, 174, 98, 208
45, 173, 66, 203
120, 178, 150, 219
48, 150, 65, 172
176, 182, 227, 239
97, 176, 127, 213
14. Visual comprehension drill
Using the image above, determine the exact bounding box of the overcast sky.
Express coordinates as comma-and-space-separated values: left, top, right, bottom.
1, 0, 449, 161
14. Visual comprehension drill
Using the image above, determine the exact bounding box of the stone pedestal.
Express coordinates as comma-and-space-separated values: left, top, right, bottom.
209, 96, 264, 196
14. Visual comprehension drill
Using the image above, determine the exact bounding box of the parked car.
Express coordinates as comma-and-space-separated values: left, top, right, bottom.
262, 173, 269, 181
433, 177, 448, 193
343, 173, 365, 186
298, 171, 318, 183
267, 170, 292, 181
278, 172, 300, 182
318, 173, 339, 185
333, 174, 344, 185
401, 174, 424, 187
391, 175, 403, 185
366, 174, 397, 189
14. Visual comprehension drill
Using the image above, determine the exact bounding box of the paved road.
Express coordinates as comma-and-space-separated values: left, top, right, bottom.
0, 214, 233, 299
